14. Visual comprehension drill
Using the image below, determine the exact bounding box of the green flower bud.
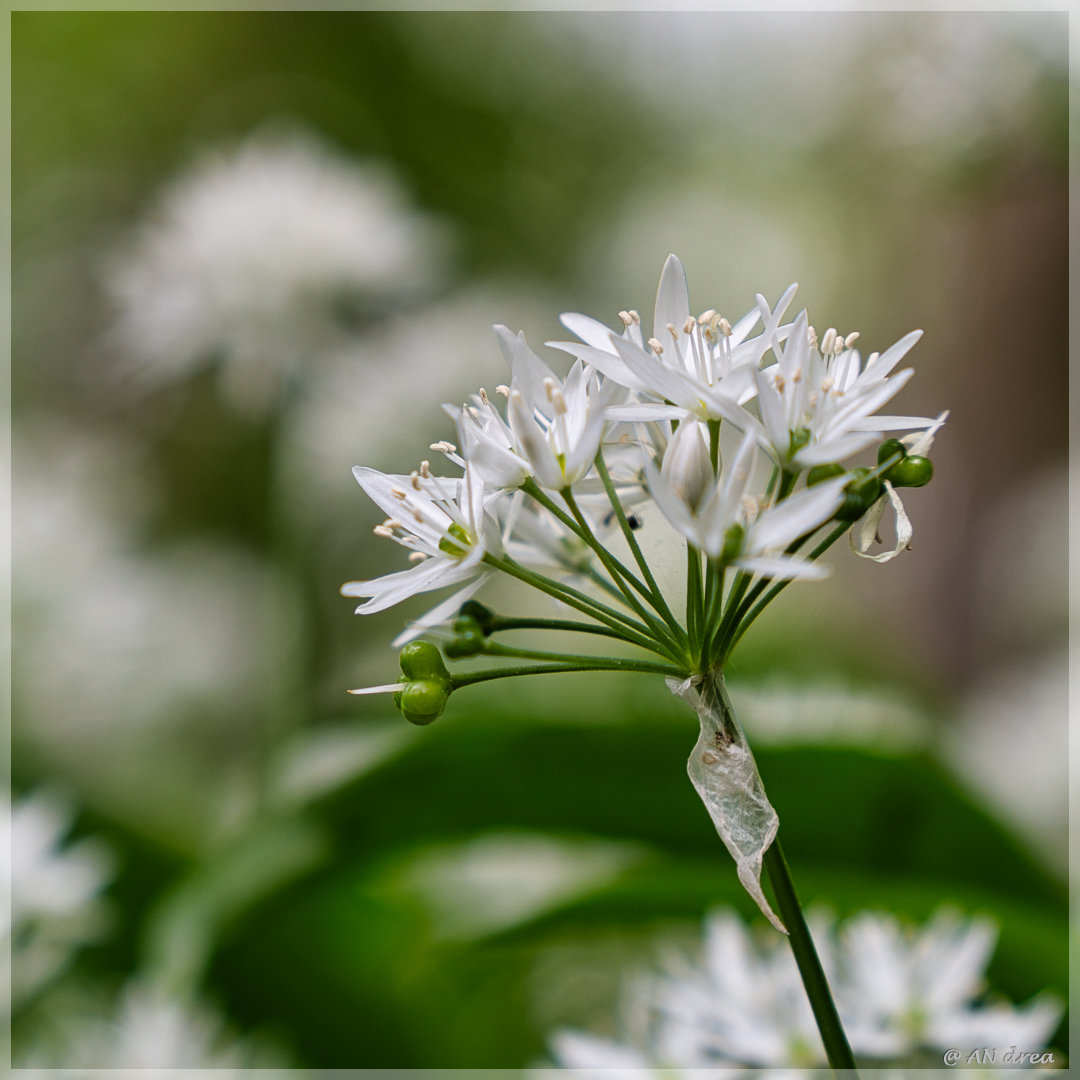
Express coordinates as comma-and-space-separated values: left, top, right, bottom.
877, 438, 907, 467
807, 463, 845, 487
444, 615, 486, 658
459, 600, 496, 634
886, 455, 933, 488
399, 679, 450, 726
835, 467, 883, 522
398, 640, 451, 681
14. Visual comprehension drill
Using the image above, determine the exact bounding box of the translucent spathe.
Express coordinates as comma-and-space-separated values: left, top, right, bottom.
668, 671, 784, 932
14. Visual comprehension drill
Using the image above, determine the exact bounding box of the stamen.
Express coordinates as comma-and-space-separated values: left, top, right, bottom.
408, 552, 428, 563
866, 351, 880, 366
717, 317, 732, 337
683, 316, 697, 335
466, 406, 480, 420
844, 331, 860, 348
410, 471, 422, 491
412, 509, 425, 524
666, 322, 679, 342
647, 336, 664, 354
807, 325, 818, 349
420, 460, 432, 478
373, 525, 394, 537
820, 377, 834, 392
820, 328, 837, 356
382, 518, 401, 529
430, 440, 457, 453
551, 388, 568, 415
618, 310, 635, 327
791, 367, 802, 383
544, 377, 557, 402
628, 309, 641, 325
390, 487, 408, 500
698, 308, 717, 325
479, 387, 490, 405
495, 384, 510, 397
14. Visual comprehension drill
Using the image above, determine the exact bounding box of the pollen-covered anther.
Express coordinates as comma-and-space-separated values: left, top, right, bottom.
373, 524, 394, 538
551, 388, 568, 415
390, 486, 408, 501
543, 377, 557, 403
844, 331, 860, 348
430, 440, 457, 454
791, 367, 802, 383
495, 384, 509, 397
820, 376, 834, 393
466, 405, 480, 420
410, 471, 422, 491
820, 328, 837, 356
408, 552, 428, 563
628, 309, 641, 325
683, 316, 697, 335
618, 310, 635, 328
698, 308, 717, 325
412, 509, 425, 524
774, 373, 786, 392
478, 387, 490, 405
647, 336, 664, 354
807, 325, 819, 349
666, 322, 679, 342
717, 316, 732, 337
867, 351, 880, 366
419, 460, 432, 478
382, 518, 401, 529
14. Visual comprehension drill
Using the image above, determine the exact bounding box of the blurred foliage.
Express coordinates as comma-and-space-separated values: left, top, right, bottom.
11, 9, 1069, 1070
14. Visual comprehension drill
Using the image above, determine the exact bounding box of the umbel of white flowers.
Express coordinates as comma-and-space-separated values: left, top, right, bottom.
342, 255, 946, 943
343, 254, 946, 714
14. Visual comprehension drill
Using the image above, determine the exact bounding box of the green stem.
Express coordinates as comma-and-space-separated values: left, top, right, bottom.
487, 615, 647, 642
594, 450, 686, 645
453, 658, 682, 687
763, 839, 859, 1073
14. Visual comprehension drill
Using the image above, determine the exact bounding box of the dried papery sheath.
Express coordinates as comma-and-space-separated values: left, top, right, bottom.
668, 671, 784, 933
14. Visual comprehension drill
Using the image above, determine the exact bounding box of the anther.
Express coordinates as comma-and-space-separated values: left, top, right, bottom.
410, 471, 422, 491
495, 384, 509, 397
807, 325, 818, 349
466, 405, 480, 420
867, 352, 880, 366
717, 317, 732, 336
373, 525, 394, 538
390, 487, 408, 500
628, 309, 641, 325
791, 367, 802, 383
618, 310, 634, 327
479, 387, 490, 405
544, 377, 557, 402
551, 388, 568, 415
844, 331, 860, 348
420, 460, 432, 478
647, 336, 664, 354
382, 518, 401, 529
430, 440, 457, 453
698, 308, 717, 325
408, 552, 428, 562
412, 509, 425, 524
666, 322, 679, 342
683, 316, 697, 335
820, 328, 837, 356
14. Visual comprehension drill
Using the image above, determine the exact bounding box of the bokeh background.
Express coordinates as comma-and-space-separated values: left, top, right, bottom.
10, 9, 1069, 1070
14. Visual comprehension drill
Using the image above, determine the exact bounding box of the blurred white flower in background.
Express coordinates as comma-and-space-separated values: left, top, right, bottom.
4, 790, 113, 1013
108, 129, 449, 413
13, 420, 287, 845
546, 907, 1061, 1071
15, 979, 294, 1074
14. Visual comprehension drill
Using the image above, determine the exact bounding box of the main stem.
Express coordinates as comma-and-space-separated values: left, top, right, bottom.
762, 839, 859, 1073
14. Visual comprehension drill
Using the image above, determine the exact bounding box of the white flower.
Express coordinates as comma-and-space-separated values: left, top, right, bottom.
552, 254, 796, 423
108, 130, 447, 413
547, 907, 1062, 1070
16, 979, 291, 1072
645, 428, 847, 576
341, 462, 497, 631
5, 790, 113, 1011
737, 311, 933, 471
837, 909, 1062, 1056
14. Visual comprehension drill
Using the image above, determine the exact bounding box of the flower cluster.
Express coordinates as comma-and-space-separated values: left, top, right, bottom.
547, 907, 1062, 1072
344, 253, 945, 703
